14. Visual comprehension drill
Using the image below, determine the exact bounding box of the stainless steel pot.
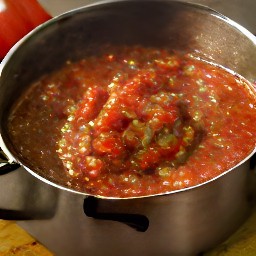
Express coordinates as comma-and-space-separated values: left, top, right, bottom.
0, 1, 256, 255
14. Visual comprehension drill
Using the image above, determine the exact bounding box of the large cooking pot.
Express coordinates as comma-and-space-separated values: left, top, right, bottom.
0, 1, 256, 255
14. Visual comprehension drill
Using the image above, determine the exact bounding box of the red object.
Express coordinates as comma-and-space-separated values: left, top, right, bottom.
0, 0, 51, 59
7, 46, 256, 198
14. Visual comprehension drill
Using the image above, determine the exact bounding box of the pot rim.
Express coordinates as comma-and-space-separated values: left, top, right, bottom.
0, 0, 256, 199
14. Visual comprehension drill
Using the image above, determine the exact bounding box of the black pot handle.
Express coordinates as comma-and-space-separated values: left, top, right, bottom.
83, 196, 149, 232
250, 153, 256, 170
0, 147, 20, 175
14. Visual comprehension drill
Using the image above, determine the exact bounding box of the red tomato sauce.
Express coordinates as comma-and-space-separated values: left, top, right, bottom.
8, 46, 256, 198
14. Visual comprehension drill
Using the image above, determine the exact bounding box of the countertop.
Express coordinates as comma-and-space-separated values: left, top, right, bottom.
0, 220, 53, 256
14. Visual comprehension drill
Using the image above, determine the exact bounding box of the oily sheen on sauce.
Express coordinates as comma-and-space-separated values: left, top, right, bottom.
8, 46, 256, 198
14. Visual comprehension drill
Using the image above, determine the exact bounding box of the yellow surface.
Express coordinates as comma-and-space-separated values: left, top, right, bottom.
0, 220, 53, 256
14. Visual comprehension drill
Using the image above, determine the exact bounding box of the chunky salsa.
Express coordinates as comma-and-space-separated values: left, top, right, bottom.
8, 46, 256, 198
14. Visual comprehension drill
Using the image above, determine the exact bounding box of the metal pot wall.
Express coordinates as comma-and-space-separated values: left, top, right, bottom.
0, 1, 256, 255
0, 164, 250, 256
